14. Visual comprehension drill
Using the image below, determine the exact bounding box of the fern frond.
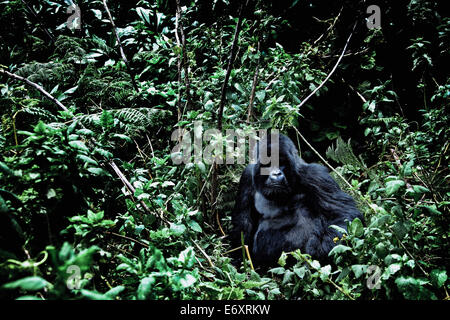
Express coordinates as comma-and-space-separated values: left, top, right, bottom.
76, 107, 169, 135
365, 117, 399, 125
326, 137, 366, 169
20, 106, 57, 122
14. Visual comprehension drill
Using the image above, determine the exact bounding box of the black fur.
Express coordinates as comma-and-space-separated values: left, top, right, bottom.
231, 133, 363, 267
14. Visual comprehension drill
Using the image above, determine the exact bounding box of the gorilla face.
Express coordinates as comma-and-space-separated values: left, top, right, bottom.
253, 134, 298, 200
254, 158, 290, 199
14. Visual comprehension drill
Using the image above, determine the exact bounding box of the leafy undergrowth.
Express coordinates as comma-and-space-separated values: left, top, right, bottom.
0, 0, 448, 300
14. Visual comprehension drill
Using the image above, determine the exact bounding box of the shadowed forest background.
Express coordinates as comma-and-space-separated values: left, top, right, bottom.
0, 0, 448, 300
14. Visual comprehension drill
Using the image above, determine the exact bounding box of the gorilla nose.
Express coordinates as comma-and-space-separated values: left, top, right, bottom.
269, 169, 283, 181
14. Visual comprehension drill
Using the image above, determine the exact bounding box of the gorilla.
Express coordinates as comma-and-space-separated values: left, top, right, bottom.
231, 132, 363, 267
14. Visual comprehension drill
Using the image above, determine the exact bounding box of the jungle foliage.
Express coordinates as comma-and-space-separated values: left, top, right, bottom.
0, 0, 448, 300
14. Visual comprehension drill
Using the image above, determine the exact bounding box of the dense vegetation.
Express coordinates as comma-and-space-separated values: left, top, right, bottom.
0, 0, 448, 300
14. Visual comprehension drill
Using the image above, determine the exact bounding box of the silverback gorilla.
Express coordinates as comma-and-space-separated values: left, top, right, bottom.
231, 133, 363, 267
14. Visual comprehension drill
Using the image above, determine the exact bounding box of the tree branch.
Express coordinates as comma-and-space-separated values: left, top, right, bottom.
0, 69, 68, 112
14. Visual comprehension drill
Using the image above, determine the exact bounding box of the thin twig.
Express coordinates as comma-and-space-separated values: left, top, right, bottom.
223, 245, 255, 271
216, 0, 249, 131
247, 40, 260, 123
145, 134, 156, 159
109, 160, 169, 224
342, 77, 367, 103
313, 7, 343, 45
388, 226, 429, 276
175, 0, 191, 109
104, 231, 149, 248
192, 239, 215, 269
297, 21, 357, 112
243, 245, 254, 271
390, 148, 412, 189
322, 48, 369, 59
174, 4, 183, 123
102, 0, 138, 91
292, 126, 353, 190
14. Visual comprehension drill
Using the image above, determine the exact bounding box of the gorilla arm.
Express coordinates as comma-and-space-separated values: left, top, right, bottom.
230, 164, 258, 250
296, 163, 363, 259
297, 163, 362, 227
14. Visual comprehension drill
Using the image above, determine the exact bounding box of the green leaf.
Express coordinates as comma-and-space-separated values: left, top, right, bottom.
369, 214, 391, 228
319, 265, 331, 281
46, 188, 57, 199
385, 180, 405, 196
59, 242, 74, 261
81, 289, 112, 300
170, 223, 186, 236
395, 277, 437, 300
112, 134, 132, 143
196, 162, 206, 173
293, 266, 307, 279
87, 167, 109, 176
91, 9, 102, 20
349, 218, 364, 237
34, 121, 48, 134
412, 185, 429, 194
162, 181, 175, 188
269, 267, 285, 275
329, 224, 347, 235
0, 161, 14, 176
387, 263, 402, 275
392, 221, 410, 240
178, 247, 195, 268
423, 205, 442, 216
94, 148, 113, 159
255, 90, 266, 102
328, 245, 351, 256
176, 273, 197, 289
234, 83, 245, 94
16, 296, 43, 300
430, 269, 447, 288
77, 128, 95, 136
187, 220, 202, 233
104, 286, 125, 299
310, 260, 321, 269
375, 242, 388, 258
351, 265, 367, 279
77, 155, 98, 166
137, 276, 156, 300
69, 140, 89, 153
136, 7, 152, 25
3, 276, 50, 291
278, 252, 287, 267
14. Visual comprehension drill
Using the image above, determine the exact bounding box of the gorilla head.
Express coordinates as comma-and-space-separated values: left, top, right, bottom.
252, 133, 304, 200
